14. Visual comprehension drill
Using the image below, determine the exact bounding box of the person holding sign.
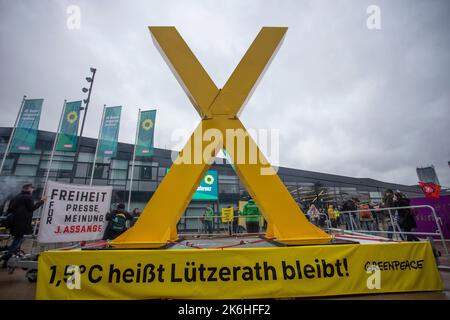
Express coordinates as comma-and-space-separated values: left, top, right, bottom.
103, 203, 132, 240
221, 206, 234, 236
0, 183, 46, 268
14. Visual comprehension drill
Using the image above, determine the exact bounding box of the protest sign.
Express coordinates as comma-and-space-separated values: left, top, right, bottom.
38, 181, 112, 243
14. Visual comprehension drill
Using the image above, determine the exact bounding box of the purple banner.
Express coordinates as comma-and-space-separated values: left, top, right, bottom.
410, 195, 450, 239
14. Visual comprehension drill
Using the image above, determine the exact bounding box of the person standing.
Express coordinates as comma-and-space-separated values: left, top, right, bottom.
241, 199, 260, 233
103, 203, 132, 240
130, 208, 141, 227
222, 205, 233, 236
307, 204, 320, 226
358, 202, 374, 231
334, 206, 342, 227
232, 205, 239, 234
342, 198, 358, 230
394, 192, 419, 241
382, 189, 396, 239
327, 204, 337, 228
1, 183, 46, 268
203, 205, 214, 235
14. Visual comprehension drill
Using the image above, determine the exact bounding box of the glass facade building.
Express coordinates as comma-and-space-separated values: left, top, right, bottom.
0, 127, 426, 232
416, 166, 441, 185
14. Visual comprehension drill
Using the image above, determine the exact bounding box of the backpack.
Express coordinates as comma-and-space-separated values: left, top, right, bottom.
111, 213, 127, 232
359, 204, 372, 219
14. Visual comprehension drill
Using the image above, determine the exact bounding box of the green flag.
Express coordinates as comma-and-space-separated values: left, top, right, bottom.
55, 101, 81, 152
98, 106, 122, 157
136, 110, 156, 157
10, 98, 43, 153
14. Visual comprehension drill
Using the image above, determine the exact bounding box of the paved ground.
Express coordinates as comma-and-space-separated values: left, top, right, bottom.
1, 237, 449, 300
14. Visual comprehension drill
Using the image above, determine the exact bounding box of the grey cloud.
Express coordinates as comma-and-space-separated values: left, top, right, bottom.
0, 0, 449, 186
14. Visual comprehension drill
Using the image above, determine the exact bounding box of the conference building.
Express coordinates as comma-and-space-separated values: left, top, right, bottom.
0, 127, 427, 232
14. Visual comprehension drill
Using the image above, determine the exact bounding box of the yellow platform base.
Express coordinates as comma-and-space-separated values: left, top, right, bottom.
36, 241, 442, 300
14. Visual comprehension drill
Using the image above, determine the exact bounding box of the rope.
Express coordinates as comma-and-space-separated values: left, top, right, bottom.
169, 237, 274, 250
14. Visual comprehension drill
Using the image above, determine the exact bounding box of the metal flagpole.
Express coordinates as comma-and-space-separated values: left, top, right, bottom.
0, 95, 26, 174
128, 108, 141, 212
90, 105, 106, 186
33, 100, 66, 236
44, 100, 66, 191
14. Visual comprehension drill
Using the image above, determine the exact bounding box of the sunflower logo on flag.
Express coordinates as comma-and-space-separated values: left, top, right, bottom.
142, 119, 154, 131
66, 111, 78, 124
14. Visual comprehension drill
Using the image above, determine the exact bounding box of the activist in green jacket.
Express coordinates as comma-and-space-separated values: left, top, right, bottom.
241, 199, 260, 233
204, 207, 214, 222
203, 206, 214, 235
242, 200, 260, 222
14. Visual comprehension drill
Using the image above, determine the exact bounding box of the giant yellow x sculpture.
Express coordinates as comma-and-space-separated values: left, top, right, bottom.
111, 26, 332, 248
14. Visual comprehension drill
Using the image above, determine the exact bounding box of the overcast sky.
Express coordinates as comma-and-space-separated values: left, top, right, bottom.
0, 0, 449, 187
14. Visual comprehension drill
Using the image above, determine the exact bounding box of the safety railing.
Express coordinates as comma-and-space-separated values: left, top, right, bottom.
304, 213, 332, 228
325, 205, 448, 255
176, 214, 265, 237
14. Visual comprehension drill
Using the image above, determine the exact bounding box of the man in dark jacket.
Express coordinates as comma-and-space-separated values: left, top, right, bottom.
342, 198, 359, 230
394, 192, 419, 241
1, 183, 46, 267
103, 203, 132, 240
382, 189, 396, 239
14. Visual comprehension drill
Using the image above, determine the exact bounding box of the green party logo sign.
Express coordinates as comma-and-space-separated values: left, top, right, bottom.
56, 101, 81, 152
165, 169, 218, 200
193, 170, 218, 200
136, 110, 156, 157
66, 111, 78, 124
142, 119, 154, 131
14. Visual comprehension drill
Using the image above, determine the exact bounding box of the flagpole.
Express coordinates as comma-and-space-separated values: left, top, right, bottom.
0, 95, 26, 174
128, 108, 141, 212
90, 105, 106, 186
44, 100, 66, 191
33, 100, 66, 236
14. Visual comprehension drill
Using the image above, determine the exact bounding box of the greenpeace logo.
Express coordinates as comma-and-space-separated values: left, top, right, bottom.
197, 186, 212, 192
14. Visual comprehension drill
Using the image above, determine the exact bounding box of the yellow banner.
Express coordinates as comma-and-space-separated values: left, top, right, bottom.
36, 242, 442, 300
221, 207, 234, 223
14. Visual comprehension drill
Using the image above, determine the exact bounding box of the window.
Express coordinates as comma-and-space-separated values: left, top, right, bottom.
110, 169, 127, 180
40, 160, 73, 171
219, 183, 238, 194
1, 158, 15, 173
75, 163, 89, 178
141, 166, 153, 180
78, 152, 94, 163
111, 159, 128, 170
15, 164, 37, 176
128, 165, 140, 180
93, 164, 109, 179
17, 154, 40, 165
138, 181, 157, 192
157, 167, 166, 180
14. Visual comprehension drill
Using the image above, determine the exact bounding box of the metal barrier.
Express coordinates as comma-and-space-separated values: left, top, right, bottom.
304, 213, 331, 228
177, 214, 264, 237
329, 205, 448, 255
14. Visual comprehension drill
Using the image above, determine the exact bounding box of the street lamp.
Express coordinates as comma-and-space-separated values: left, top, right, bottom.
70, 67, 97, 183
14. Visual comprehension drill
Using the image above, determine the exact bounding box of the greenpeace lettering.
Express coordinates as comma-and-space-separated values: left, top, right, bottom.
38, 181, 112, 243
